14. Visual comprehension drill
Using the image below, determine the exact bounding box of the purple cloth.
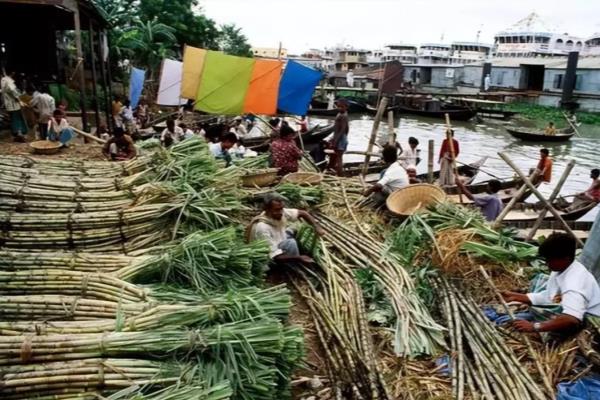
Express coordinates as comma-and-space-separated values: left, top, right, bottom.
473, 193, 503, 221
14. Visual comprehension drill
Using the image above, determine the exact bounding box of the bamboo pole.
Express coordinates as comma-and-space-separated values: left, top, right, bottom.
428, 139, 434, 183
71, 127, 107, 144
362, 97, 388, 176
563, 112, 581, 137
526, 159, 576, 240
478, 266, 554, 399
498, 152, 585, 247
493, 170, 539, 228
387, 110, 395, 145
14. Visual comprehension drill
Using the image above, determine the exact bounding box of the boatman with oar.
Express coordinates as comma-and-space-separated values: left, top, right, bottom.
247, 193, 324, 266
502, 233, 600, 337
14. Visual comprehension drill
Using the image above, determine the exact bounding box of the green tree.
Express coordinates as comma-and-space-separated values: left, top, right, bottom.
121, 20, 177, 79
218, 24, 253, 57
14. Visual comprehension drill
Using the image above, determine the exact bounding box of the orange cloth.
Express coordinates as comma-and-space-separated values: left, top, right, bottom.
537, 157, 553, 183
181, 46, 207, 99
243, 59, 283, 115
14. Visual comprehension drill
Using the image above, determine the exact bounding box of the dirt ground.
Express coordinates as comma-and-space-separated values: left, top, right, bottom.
0, 129, 106, 160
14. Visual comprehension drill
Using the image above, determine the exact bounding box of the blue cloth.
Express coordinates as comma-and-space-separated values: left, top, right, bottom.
129, 67, 146, 109
336, 133, 348, 151
49, 128, 74, 146
557, 375, 600, 400
277, 60, 322, 115
9, 110, 27, 136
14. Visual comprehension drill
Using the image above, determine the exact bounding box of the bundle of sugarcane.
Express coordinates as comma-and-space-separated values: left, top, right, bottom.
0, 181, 134, 202
118, 228, 270, 292
312, 214, 446, 357
244, 183, 324, 208
109, 381, 233, 400
0, 197, 135, 213
0, 295, 149, 321
290, 242, 391, 399
434, 277, 548, 400
0, 250, 141, 273
0, 270, 150, 303
0, 358, 188, 399
0, 319, 289, 365
0, 285, 290, 335
0, 155, 143, 178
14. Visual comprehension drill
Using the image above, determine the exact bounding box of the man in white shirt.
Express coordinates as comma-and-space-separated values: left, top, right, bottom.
230, 116, 247, 137
502, 233, 600, 335
30, 86, 55, 140
398, 136, 421, 169
248, 193, 324, 266
363, 145, 410, 206
160, 119, 184, 147
208, 132, 238, 166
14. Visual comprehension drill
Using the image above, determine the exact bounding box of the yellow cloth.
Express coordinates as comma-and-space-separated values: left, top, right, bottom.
181, 46, 207, 99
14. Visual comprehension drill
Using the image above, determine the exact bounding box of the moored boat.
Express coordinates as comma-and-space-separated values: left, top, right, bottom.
505, 219, 593, 242
394, 103, 476, 121
446, 177, 540, 204
450, 98, 517, 120
502, 199, 597, 223
506, 127, 575, 142
244, 124, 334, 152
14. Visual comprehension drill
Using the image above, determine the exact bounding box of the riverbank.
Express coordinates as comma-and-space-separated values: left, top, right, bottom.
506, 102, 600, 128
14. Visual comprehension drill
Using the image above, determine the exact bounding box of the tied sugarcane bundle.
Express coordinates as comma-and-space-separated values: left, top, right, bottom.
433, 277, 548, 400
0, 270, 150, 303
118, 228, 270, 292
0, 358, 190, 399
108, 381, 233, 400
0, 285, 291, 335
289, 245, 391, 399
0, 250, 139, 273
0, 295, 149, 321
0, 155, 142, 177
0, 197, 134, 214
0, 319, 295, 371
311, 215, 447, 357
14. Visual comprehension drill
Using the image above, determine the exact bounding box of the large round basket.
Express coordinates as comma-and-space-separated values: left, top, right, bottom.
386, 184, 447, 217
242, 168, 279, 187
281, 172, 323, 186
29, 141, 62, 155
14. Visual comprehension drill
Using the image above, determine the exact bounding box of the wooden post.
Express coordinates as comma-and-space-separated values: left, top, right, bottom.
387, 110, 395, 145
97, 29, 111, 130
362, 96, 389, 176
427, 139, 434, 183
498, 152, 585, 247
88, 22, 100, 132
493, 170, 539, 228
73, 7, 88, 133
526, 159, 576, 240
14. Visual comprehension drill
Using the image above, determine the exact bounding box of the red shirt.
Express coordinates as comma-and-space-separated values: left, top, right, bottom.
439, 138, 460, 159
271, 138, 303, 175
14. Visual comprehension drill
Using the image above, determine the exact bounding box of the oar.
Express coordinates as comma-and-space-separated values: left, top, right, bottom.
563, 112, 581, 137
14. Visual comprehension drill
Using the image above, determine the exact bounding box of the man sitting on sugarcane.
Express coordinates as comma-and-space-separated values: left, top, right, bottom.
247, 193, 324, 266
501, 233, 600, 337
362, 144, 410, 207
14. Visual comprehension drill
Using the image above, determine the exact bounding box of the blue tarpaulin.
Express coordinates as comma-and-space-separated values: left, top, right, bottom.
277, 60, 322, 115
129, 67, 146, 109
557, 376, 600, 399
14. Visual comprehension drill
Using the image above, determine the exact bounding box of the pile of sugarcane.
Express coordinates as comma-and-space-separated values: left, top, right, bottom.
433, 277, 550, 400
313, 214, 446, 356
292, 229, 391, 398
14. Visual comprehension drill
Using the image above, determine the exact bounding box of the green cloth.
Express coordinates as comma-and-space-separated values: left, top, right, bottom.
195, 51, 255, 115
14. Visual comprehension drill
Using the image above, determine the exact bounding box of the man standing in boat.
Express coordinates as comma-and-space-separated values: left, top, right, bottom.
438, 130, 460, 186
534, 148, 553, 183
454, 177, 503, 221
328, 99, 349, 176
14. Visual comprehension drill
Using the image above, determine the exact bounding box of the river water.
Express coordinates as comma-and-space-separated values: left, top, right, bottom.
311, 115, 600, 221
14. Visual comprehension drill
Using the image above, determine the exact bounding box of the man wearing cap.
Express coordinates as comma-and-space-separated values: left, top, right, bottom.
328, 98, 349, 176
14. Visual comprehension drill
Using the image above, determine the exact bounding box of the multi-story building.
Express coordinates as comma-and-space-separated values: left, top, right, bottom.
584, 34, 600, 56
251, 47, 288, 59
334, 48, 369, 71
417, 43, 452, 64
450, 42, 492, 64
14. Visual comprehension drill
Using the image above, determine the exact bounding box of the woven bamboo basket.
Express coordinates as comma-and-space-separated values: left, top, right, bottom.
242, 168, 279, 187
29, 141, 62, 155
386, 184, 447, 216
281, 172, 323, 186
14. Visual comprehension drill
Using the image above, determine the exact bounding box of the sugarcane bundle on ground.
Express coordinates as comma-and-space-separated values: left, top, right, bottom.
0, 295, 149, 321
313, 214, 446, 356
245, 182, 325, 208
292, 233, 391, 399
0, 285, 290, 335
433, 277, 548, 400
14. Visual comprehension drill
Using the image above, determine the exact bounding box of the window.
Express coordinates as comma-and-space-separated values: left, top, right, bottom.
556, 39, 564, 46
575, 75, 583, 90
553, 74, 564, 89
566, 40, 574, 48
496, 71, 506, 85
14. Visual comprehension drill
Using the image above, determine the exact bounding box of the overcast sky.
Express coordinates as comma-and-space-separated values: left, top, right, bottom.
199, 0, 600, 54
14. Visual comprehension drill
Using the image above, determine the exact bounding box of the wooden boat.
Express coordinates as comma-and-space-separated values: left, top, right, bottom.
502, 200, 597, 223
446, 178, 540, 204
450, 98, 517, 120
506, 127, 575, 142
244, 124, 334, 152
394, 103, 476, 121
308, 100, 368, 116
505, 220, 593, 242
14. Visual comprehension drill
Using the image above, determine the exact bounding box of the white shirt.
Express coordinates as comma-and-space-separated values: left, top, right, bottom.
183, 129, 195, 140
48, 117, 70, 133
377, 162, 410, 194
250, 208, 299, 258
399, 145, 420, 168
30, 92, 55, 120
160, 127, 184, 144
209, 142, 224, 157
527, 260, 600, 320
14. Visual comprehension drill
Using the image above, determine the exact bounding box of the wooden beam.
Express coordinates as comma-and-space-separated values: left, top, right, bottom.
72, 5, 88, 133
493, 170, 539, 229
97, 29, 111, 131
498, 152, 585, 247
362, 96, 388, 176
88, 21, 100, 132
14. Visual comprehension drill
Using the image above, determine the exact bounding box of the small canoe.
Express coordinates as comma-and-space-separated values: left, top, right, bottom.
502, 200, 597, 223
244, 124, 334, 152
505, 220, 593, 242
506, 127, 575, 142
308, 100, 368, 116
394, 104, 477, 121
446, 178, 540, 204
